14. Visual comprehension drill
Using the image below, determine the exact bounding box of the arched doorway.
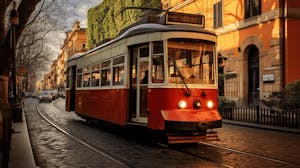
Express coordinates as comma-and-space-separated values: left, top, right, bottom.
246, 45, 259, 106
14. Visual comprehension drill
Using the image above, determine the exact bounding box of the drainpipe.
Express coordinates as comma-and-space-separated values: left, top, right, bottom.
280, 0, 286, 88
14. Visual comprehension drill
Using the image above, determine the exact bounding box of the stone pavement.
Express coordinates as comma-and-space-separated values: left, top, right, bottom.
9, 106, 36, 168
8, 98, 300, 168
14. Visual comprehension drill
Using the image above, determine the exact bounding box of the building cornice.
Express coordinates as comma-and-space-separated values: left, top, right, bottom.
215, 9, 280, 35
214, 7, 300, 35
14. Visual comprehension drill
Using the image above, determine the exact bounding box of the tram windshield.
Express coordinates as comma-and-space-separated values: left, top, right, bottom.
167, 38, 215, 84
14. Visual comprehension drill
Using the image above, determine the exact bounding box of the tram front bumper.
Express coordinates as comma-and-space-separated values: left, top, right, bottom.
161, 109, 222, 144
161, 109, 222, 131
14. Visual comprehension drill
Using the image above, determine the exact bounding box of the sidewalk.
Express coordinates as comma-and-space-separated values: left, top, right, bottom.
223, 119, 300, 134
9, 107, 36, 168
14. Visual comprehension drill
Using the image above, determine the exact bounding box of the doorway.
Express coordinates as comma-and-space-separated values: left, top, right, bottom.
129, 45, 149, 123
247, 45, 259, 106
69, 66, 76, 111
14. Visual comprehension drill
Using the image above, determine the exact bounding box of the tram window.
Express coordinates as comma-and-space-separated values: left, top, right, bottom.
113, 56, 125, 86
101, 69, 111, 86
83, 73, 90, 87
77, 68, 83, 87
82, 67, 90, 87
113, 66, 124, 85
113, 56, 124, 65
167, 39, 215, 84
152, 41, 164, 83
140, 47, 149, 57
91, 72, 100, 87
83, 67, 89, 73
101, 60, 111, 86
101, 60, 111, 68
91, 64, 100, 87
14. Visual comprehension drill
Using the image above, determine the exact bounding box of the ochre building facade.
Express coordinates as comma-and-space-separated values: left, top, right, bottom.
162, 0, 300, 105
44, 21, 87, 90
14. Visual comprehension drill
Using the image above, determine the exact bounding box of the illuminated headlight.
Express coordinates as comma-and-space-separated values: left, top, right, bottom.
178, 100, 187, 109
193, 99, 201, 109
207, 100, 214, 109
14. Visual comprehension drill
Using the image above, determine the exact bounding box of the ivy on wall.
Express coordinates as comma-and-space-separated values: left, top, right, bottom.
87, 0, 162, 49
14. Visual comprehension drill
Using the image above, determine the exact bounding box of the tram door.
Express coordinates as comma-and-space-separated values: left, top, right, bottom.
69, 66, 77, 111
130, 45, 149, 123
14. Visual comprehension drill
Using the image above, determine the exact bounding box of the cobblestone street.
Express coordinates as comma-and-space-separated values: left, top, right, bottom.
24, 98, 300, 168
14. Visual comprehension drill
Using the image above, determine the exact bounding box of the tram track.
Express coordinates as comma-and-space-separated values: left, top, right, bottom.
50, 100, 300, 167
157, 143, 233, 168
36, 103, 132, 168
52, 100, 234, 167
163, 140, 299, 168
199, 141, 300, 167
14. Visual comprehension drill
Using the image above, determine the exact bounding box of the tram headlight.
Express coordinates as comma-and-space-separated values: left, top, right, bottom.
178, 100, 187, 109
207, 100, 214, 109
193, 99, 201, 109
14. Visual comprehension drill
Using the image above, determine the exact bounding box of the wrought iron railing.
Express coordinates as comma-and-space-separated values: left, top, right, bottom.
219, 106, 300, 128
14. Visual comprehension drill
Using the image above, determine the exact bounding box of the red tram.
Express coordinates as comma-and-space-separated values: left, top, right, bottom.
65, 12, 222, 144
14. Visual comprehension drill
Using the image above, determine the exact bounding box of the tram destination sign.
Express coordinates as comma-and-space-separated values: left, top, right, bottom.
166, 12, 205, 28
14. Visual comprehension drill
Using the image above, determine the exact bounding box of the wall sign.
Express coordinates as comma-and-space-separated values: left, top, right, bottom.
263, 74, 275, 82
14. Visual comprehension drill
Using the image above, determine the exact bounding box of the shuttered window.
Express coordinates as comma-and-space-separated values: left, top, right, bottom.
213, 1, 223, 29
244, 0, 261, 19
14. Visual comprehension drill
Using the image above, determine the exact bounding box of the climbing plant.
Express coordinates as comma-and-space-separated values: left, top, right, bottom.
87, 0, 162, 49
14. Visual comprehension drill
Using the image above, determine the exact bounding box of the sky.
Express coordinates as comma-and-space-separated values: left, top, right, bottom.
45, 0, 101, 60
60, 0, 101, 28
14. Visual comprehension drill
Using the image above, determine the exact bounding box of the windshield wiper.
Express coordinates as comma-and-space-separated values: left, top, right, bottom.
170, 57, 191, 97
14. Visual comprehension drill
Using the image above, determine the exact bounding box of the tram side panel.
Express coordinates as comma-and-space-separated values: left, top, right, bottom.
74, 89, 128, 126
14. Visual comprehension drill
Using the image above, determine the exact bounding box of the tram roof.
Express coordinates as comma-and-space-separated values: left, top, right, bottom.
68, 23, 215, 62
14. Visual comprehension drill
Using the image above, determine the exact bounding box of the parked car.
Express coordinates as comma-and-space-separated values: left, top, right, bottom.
50, 90, 58, 100
38, 91, 52, 102
32, 92, 38, 98
23, 92, 32, 98
58, 90, 65, 98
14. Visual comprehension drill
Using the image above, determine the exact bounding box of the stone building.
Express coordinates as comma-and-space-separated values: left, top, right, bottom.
46, 21, 87, 91
162, 0, 300, 106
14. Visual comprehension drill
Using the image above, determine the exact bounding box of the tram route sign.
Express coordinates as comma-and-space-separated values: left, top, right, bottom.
166, 12, 205, 28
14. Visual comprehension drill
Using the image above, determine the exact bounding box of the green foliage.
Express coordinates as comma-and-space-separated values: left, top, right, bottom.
218, 96, 236, 107
264, 79, 300, 110
87, 0, 162, 49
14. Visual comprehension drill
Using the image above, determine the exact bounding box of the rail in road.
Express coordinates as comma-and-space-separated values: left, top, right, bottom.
35, 99, 300, 168
163, 141, 300, 168
36, 103, 132, 168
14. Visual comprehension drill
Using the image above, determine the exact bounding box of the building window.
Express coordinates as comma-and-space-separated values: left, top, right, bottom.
162, 0, 170, 10
244, 0, 261, 19
82, 43, 86, 49
213, 1, 223, 29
